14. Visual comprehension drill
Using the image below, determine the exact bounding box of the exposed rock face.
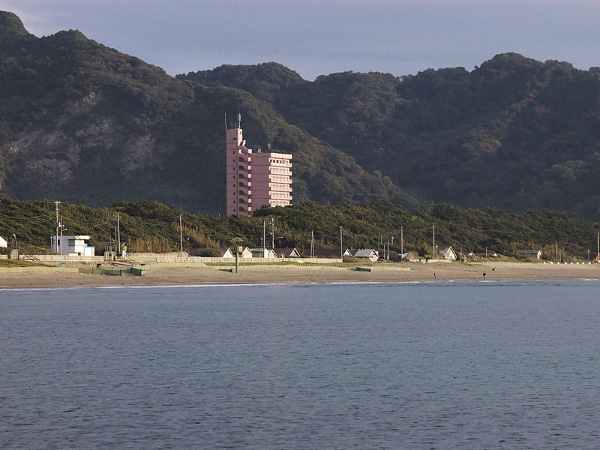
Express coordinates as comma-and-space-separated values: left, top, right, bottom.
6, 92, 160, 191
0, 10, 420, 213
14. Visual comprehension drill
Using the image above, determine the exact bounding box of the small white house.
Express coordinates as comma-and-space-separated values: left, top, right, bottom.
189, 248, 235, 258
0, 236, 7, 248
352, 249, 380, 262
437, 246, 457, 260
250, 248, 278, 258
51, 235, 95, 256
236, 247, 253, 258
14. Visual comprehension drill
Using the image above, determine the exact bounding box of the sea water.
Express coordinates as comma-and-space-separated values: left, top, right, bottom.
1, 281, 599, 449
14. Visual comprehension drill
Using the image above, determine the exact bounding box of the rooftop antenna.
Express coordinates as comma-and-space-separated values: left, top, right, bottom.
237, 111, 242, 128
224, 113, 227, 130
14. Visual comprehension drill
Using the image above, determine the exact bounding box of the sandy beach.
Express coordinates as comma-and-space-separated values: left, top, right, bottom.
1, 261, 599, 289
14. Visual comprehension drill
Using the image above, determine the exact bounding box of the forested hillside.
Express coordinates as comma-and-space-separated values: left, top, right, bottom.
3, 10, 600, 219
182, 55, 600, 219
0, 11, 411, 213
1, 198, 598, 262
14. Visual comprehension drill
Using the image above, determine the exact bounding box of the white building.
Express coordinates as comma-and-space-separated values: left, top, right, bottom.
351, 249, 380, 262
51, 235, 95, 256
437, 246, 457, 260
250, 248, 278, 258
0, 236, 7, 248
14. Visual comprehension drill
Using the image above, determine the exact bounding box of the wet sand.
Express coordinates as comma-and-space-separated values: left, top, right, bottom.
1, 261, 599, 289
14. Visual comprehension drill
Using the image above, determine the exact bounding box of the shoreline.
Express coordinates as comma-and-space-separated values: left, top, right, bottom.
1, 261, 599, 290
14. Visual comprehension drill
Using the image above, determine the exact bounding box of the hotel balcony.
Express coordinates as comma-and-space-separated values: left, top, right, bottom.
269, 177, 292, 184
270, 185, 292, 192
269, 168, 292, 176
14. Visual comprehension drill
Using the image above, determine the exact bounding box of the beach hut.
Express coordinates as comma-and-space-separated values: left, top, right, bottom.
274, 248, 301, 258
437, 246, 457, 260
250, 248, 278, 258
189, 248, 235, 258
351, 249, 380, 262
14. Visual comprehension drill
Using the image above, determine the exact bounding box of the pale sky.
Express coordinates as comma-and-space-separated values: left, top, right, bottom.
1, 0, 599, 80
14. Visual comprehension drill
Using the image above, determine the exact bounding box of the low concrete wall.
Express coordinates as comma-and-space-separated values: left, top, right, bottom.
293, 258, 343, 264
19, 255, 103, 263
20, 254, 345, 265
0, 266, 79, 274
197, 257, 343, 264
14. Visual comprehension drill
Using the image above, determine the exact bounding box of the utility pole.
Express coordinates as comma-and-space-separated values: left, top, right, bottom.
432, 225, 435, 260
311, 230, 314, 258
400, 226, 403, 262
179, 214, 183, 258
54, 201, 61, 255
117, 212, 121, 256
263, 220, 266, 257
271, 217, 275, 249
340, 226, 343, 260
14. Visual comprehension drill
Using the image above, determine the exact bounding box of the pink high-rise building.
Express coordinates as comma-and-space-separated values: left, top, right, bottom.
226, 116, 292, 216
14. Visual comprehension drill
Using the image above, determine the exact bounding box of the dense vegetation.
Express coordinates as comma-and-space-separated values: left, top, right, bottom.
3, 11, 600, 221
0, 11, 413, 213
1, 198, 598, 262
182, 56, 600, 219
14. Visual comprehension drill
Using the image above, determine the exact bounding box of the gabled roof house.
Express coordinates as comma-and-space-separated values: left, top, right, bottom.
274, 248, 301, 258
437, 246, 457, 260
351, 249, 379, 262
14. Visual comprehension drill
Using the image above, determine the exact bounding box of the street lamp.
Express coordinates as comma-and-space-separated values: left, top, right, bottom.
432, 225, 436, 260
232, 237, 243, 273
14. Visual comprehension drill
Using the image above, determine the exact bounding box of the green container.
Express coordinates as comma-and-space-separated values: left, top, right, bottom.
102, 269, 122, 276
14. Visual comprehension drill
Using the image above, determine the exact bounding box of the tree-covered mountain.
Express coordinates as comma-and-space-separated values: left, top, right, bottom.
182, 55, 600, 219
3, 10, 600, 219
0, 11, 413, 213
